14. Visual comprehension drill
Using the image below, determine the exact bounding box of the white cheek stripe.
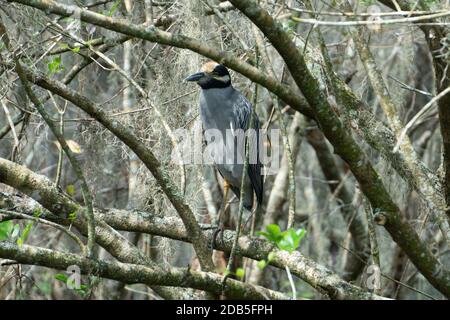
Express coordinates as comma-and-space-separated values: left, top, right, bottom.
215, 75, 230, 83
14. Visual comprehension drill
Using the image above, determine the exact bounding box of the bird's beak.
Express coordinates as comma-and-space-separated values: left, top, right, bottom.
185, 72, 205, 82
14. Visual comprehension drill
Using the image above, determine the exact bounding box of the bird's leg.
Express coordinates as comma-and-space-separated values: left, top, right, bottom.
241, 201, 259, 234
222, 180, 230, 212
212, 180, 230, 249
217, 180, 230, 244
242, 209, 254, 233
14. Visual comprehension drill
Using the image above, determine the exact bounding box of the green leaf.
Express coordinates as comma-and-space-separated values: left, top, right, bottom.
277, 239, 294, 252
17, 221, 34, 247
295, 228, 306, 246
55, 273, 68, 282
235, 268, 245, 280
256, 260, 267, 270
108, 0, 122, 17
267, 252, 275, 262
259, 225, 306, 254
258, 224, 284, 243
33, 209, 42, 218
71, 47, 80, 53
68, 211, 77, 222
0, 222, 11, 240
21, 222, 33, 240
300, 291, 315, 299
283, 230, 296, 250
0, 221, 13, 240
78, 284, 88, 291
287, 20, 298, 29
66, 184, 75, 196
266, 224, 281, 236
276, 228, 307, 252
256, 231, 269, 238
47, 56, 64, 75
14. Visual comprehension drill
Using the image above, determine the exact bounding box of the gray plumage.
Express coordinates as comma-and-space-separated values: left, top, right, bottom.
186, 62, 263, 211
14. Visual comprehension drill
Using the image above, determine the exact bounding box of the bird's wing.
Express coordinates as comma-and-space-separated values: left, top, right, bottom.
232, 95, 264, 205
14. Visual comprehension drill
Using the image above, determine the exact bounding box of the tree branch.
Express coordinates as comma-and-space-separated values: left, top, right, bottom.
0, 189, 388, 300
4, 0, 449, 297
227, 0, 450, 298
5, 0, 313, 119
0, 18, 97, 258
0, 112, 23, 141
1, 16, 214, 270
379, 0, 450, 224
6, 0, 439, 216
345, 8, 450, 245
0, 158, 205, 299
0, 241, 288, 300
306, 126, 369, 281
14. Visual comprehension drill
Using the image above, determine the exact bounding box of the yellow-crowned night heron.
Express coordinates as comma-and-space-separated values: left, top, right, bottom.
186, 62, 263, 217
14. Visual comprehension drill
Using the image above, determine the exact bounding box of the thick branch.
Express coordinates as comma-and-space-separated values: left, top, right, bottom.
5, 0, 313, 119
2, 32, 214, 271
0, 18, 96, 257
6, 0, 440, 218
379, 0, 450, 223
4, 0, 449, 297
0, 190, 388, 300
313, 25, 445, 219
0, 241, 288, 300
348, 16, 449, 233
227, 0, 450, 298
0, 158, 200, 299
101, 210, 386, 300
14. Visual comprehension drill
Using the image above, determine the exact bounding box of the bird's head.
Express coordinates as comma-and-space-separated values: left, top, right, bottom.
185, 61, 231, 89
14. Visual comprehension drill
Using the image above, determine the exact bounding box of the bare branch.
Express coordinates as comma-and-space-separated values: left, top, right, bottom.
0, 19, 97, 258
0, 241, 288, 300
0, 56, 215, 271
0, 189, 388, 300
228, 0, 450, 298
290, 10, 450, 26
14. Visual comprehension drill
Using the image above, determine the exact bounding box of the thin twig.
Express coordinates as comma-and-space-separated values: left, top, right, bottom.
290, 10, 450, 26
273, 95, 296, 229
0, 20, 96, 258
224, 53, 259, 281
0, 209, 86, 254
333, 241, 437, 300
388, 75, 433, 97
285, 5, 446, 17
48, 91, 67, 187
363, 197, 381, 295
0, 112, 24, 141
203, 0, 249, 51
285, 265, 297, 299
0, 99, 19, 147
394, 86, 450, 153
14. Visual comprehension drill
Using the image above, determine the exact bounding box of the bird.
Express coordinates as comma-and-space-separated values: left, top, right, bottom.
185, 61, 263, 221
